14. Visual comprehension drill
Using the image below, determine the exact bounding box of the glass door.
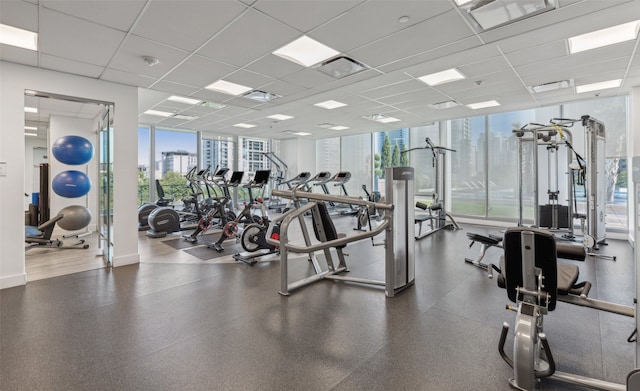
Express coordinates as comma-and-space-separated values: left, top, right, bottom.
99, 107, 113, 266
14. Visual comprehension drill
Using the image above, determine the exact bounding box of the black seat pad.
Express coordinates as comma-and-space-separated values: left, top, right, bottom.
466, 232, 500, 246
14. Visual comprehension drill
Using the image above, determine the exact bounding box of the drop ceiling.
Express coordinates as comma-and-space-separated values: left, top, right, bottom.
3, 0, 640, 140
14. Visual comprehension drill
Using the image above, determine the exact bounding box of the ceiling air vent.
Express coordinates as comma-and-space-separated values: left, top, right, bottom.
316, 56, 367, 79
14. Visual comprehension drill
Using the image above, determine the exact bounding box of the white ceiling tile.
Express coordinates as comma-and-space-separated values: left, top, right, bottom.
162, 55, 237, 87
280, 68, 335, 88
244, 54, 305, 79
348, 10, 475, 68
41, 0, 146, 32
109, 35, 190, 78
0, 0, 39, 31
102, 68, 157, 88
133, 0, 247, 52
151, 81, 200, 96
358, 79, 423, 100
39, 54, 104, 78
39, 8, 126, 66
310, 0, 453, 52
254, 0, 363, 33
196, 9, 300, 67
0, 44, 38, 66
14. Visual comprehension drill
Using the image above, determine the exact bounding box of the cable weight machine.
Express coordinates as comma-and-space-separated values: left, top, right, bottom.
515, 116, 612, 258
403, 137, 460, 239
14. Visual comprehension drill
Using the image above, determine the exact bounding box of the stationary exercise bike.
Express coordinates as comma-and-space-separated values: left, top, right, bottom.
209, 170, 270, 252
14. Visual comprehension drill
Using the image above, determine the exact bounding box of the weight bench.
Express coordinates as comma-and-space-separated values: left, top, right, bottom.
464, 231, 503, 272
415, 201, 460, 239
465, 230, 587, 277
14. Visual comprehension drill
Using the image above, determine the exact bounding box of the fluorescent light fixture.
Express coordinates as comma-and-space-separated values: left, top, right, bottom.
24, 126, 38, 131
233, 123, 256, 129
418, 68, 466, 86
24, 132, 38, 137
24, 107, 38, 113
0, 23, 37, 51
144, 109, 173, 117
201, 101, 226, 109
206, 80, 253, 96
378, 116, 401, 123
316, 56, 367, 79
429, 100, 460, 109
317, 123, 335, 129
267, 114, 294, 121
575, 79, 622, 94
314, 100, 347, 110
293, 132, 311, 136
273, 35, 340, 67
568, 20, 640, 54
330, 126, 350, 131
527, 79, 573, 94
466, 100, 501, 109
468, 0, 552, 30
172, 114, 198, 120
167, 95, 201, 105
242, 90, 281, 102
364, 114, 401, 123
454, 0, 473, 5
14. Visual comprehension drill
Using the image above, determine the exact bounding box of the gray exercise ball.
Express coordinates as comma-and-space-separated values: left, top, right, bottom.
57, 205, 92, 231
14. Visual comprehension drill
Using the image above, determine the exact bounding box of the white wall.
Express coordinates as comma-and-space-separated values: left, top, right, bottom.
0, 61, 139, 289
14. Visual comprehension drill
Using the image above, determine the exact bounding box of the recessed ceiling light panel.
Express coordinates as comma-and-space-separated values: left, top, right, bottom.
329, 126, 349, 130
267, 114, 294, 121
0, 23, 37, 51
242, 90, 281, 102
363, 114, 401, 123
569, 20, 640, 54
144, 109, 173, 117
418, 68, 466, 86
429, 100, 460, 109
314, 100, 347, 110
24, 107, 38, 113
24, 126, 38, 131
575, 79, 622, 94
317, 123, 336, 129
233, 123, 256, 129
167, 95, 201, 105
273, 35, 340, 67
173, 114, 198, 120
527, 79, 573, 93
466, 100, 501, 109
206, 80, 253, 96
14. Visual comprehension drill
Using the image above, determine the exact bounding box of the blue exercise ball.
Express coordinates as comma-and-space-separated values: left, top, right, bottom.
52, 135, 94, 165
52, 170, 91, 198
57, 205, 92, 231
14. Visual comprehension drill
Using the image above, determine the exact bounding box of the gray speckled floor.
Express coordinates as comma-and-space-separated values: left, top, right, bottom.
1, 222, 634, 391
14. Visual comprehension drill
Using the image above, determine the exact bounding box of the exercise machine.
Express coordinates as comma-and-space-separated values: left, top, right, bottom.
403, 137, 460, 239
515, 117, 612, 259
268, 166, 415, 298
26, 214, 90, 251
328, 171, 358, 215
495, 227, 633, 390
182, 170, 242, 243
137, 179, 174, 231
209, 170, 270, 252
261, 152, 288, 212
232, 200, 280, 265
